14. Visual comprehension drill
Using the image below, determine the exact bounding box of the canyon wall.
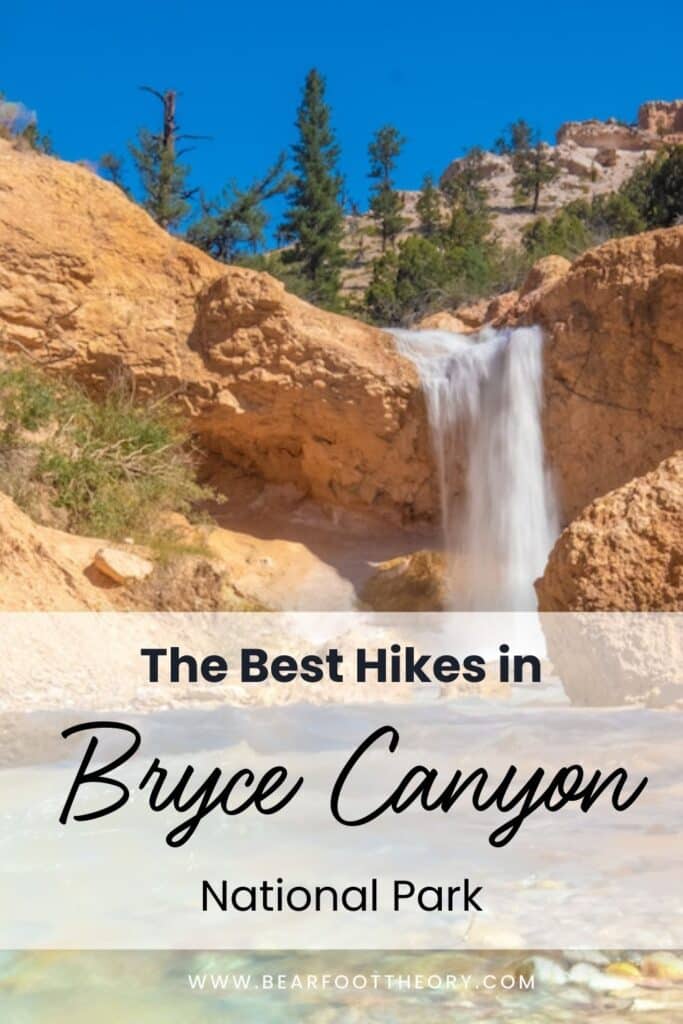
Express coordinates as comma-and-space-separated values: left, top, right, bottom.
0, 140, 681, 535
0, 139, 434, 522
520, 228, 683, 520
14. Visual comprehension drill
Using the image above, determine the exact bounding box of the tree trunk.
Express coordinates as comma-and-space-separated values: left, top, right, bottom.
162, 90, 177, 155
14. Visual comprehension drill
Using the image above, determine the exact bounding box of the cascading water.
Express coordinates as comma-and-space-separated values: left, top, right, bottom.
394, 325, 559, 610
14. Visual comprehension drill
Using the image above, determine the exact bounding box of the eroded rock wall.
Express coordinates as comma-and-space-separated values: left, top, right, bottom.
518, 228, 683, 520
536, 452, 683, 612
0, 140, 434, 522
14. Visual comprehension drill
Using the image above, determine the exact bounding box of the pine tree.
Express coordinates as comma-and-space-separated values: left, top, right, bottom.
494, 119, 534, 156
441, 148, 491, 245
20, 121, 53, 154
280, 69, 345, 306
187, 154, 292, 261
100, 153, 129, 194
495, 120, 558, 213
623, 144, 683, 228
368, 124, 407, 250
416, 174, 444, 238
512, 139, 559, 213
129, 87, 204, 231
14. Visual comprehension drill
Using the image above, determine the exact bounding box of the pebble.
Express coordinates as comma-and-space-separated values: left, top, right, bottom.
568, 962, 636, 991
530, 956, 569, 986
606, 961, 641, 979
642, 951, 683, 981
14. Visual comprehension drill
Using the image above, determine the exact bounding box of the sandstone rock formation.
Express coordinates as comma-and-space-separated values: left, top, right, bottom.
415, 231, 683, 530
438, 105, 670, 249
638, 100, 683, 137
0, 489, 313, 612
534, 454, 681, 702
0, 139, 433, 523
0, 490, 232, 611
1, 139, 682, 548
518, 228, 683, 519
360, 550, 447, 611
518, 255, 572, 298
417, 311, 469, 333
555, 118, 657, 152
0, 491, 118, 610
536, 452, 682, 612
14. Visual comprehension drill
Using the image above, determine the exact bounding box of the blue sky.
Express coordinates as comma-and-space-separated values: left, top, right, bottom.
4, 0, 682, 228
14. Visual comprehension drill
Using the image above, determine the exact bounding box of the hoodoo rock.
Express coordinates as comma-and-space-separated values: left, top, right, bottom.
536, 452, 683, 612
0, 139, 433, 523
637, 100, 683, 137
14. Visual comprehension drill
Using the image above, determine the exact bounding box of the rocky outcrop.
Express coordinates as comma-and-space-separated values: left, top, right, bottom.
360, 550, 447, 611
536, 452, 683, 612
443, 233, 683, 528
557, 100, 683, 151
431, 258, 571, 335
536, 453, 682, 704
536, 456, 679, 704
555, 118, 658, 152
417, 311, 470, 333
517, 227, 683, 520
2, 140, 682, 540
518, 255, 572, 297
638, 100, 683, 137
0, 492, 119, 610
0, 139, 433, 523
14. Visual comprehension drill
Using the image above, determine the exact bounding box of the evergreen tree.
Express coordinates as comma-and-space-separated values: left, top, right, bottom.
496, 120, 558, 213
187, 154, 292, 261
368, 124, 407, 250
100, 153, 129, 194
494, 119, 534, 156
280, 69, 345, 306
416, 174, 444, 238
512, 139, 559, 214
623, 144, 683, 227
20, 121, 53, 154
441, 148, 491, 245
129, 87, 203, 231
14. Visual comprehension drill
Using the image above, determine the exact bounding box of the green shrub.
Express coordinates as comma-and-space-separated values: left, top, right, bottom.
522, 209, 593, 260
0, 364, 212, 542
623, 145, 683, 228
522, 190, 646, 261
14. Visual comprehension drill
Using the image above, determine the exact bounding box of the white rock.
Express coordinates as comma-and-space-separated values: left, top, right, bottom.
568, 962, 635, 992
93, 547, 154, 585
531, 956, 569, 985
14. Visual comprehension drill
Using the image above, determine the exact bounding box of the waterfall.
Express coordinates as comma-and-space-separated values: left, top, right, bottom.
394, 325, 559, 610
